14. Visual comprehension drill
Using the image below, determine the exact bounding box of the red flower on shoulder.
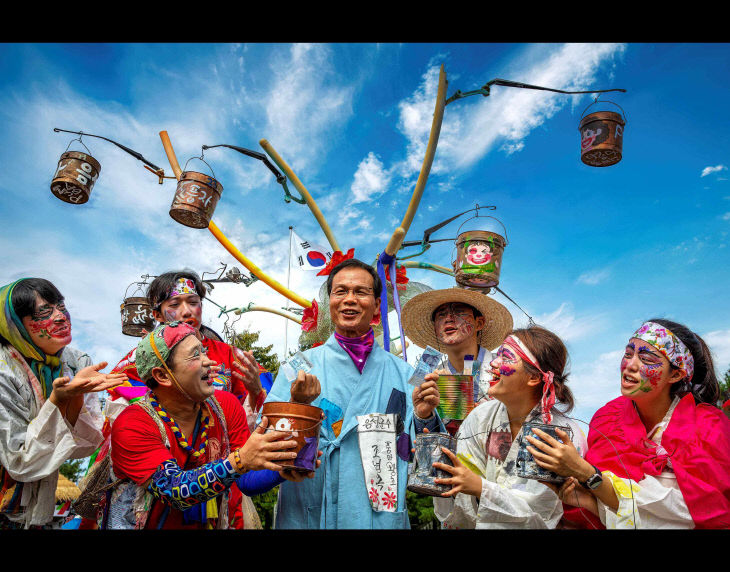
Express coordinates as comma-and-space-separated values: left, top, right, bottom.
302, 300, 318, 332
316, 248, 355, 276
312, 341, 324, 348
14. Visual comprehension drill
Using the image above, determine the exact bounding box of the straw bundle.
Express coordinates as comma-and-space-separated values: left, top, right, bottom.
55, 474, 81, 502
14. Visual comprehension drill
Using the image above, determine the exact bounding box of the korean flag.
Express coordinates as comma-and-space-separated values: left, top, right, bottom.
291, 230, 333, 271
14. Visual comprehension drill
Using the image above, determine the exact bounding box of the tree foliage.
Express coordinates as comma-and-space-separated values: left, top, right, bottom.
59, 459, 85, 482
231, 329, 280, 378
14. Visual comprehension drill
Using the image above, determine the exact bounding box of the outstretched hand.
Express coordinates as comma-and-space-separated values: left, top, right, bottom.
232, 348, 263, 405
50, 361, 127, 406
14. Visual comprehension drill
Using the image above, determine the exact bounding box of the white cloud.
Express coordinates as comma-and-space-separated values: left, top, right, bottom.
570, 349, 624, 417
722, 212, 730, 221
700, 164, 727, 177
526, 302, 606, 342
393, 43, 626, 177
351, 152, 392, 204
576, 268, 611, 285
704, 329, 730, 372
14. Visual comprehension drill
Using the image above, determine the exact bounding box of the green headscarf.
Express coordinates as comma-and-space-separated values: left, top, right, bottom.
0, 280, 62, 398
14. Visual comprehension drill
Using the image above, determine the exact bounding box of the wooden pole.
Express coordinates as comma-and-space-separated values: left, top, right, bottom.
384, 64, 448, 256
259, 139, 341, 253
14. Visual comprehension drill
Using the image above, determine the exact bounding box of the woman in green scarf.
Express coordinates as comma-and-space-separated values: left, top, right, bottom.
0, 278, 126, 528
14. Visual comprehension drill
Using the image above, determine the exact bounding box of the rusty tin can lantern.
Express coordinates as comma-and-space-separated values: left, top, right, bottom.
50, 138, 102, 204
169, 156, 223, 229
453, 215, 508, 291
260, 401, 323, 472
120, 281, 156, 337
579, 99, 626, 167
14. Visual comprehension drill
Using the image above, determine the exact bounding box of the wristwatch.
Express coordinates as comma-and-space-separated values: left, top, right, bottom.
579, 465, 603, 490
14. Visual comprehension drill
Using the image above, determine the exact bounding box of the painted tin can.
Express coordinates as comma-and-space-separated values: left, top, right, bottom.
579, 109, 626, 167
169, 171, 223, 229
407, 432, 458, 497
516, 421, 573, 484
453, 230, 506, 290
50, 151, 101, 205
436, 374, 475, 421
261, 401, 322, 472
120, 297, 155, 337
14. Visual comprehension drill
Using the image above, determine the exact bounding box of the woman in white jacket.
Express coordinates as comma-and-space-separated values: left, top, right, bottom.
431, 326, 586, 529
0, 278, 125, 528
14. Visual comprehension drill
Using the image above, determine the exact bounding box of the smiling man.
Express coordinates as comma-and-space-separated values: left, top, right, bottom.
264, 258, 440, 529
107, 321, 311, 529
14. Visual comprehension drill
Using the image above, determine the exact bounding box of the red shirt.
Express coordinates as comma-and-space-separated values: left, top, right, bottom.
111, 390, 249, 529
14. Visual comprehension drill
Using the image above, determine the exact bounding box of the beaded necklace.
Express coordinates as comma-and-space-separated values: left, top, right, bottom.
149, 394, 212, 459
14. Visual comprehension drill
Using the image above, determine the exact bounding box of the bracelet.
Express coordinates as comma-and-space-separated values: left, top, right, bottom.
234, 448, 247, 474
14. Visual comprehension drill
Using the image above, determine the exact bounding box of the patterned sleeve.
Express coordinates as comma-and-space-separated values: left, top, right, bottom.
147, 458, 241, 511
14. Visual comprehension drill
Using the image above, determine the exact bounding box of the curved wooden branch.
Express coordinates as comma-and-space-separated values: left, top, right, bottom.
234, 305, 302, 324
385, 64, 448, 256
259, 139, 341, 253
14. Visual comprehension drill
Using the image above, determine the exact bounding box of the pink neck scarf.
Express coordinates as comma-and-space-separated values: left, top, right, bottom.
503, 334, 556, 424
334, 329, 375, 374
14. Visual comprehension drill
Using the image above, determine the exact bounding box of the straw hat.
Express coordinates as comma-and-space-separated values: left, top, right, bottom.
401, 287, 513, 352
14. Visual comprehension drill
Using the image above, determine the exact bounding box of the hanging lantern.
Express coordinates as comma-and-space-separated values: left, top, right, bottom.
50, 146, 101, 205
579, 100, 626, 167
169, 156, 223, 229
120, 281, 155, 337
452, 215, 508, 291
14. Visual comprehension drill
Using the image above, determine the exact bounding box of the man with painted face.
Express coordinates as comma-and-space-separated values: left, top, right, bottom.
264, 258, 441, 529
0, 278, 126, 528
107, 321, 315, 529
402, 287, 513, 433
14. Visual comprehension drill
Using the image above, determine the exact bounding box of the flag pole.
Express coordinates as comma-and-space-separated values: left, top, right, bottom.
285, 226, 293, 359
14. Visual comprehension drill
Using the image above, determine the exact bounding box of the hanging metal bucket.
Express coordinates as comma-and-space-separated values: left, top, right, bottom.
120, 296, 155, 337
579, 100, 626, 167
407, 432, 457, 497
454, 230, 507, 290
169, 156, 223, 229
50, 151, 101, 205
516, 421, 573, 484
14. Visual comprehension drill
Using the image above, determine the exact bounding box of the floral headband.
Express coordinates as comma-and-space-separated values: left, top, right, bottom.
632, 321, 694, 381
503, 334, 556, 424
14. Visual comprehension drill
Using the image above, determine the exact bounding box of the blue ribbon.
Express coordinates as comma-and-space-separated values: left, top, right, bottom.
376, 251, 407, 361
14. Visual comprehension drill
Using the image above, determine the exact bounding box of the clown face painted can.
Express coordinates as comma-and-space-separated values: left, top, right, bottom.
453, 230, 506, 290
169, 171, 223, 229
120, 297, 156, 337
50, 151, 102, 205
579, 110, 625, 167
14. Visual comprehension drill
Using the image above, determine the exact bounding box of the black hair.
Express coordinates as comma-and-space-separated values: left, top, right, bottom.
326, 258, 382, 299
510, 325, 574, 414
647, 318, 719, 405
11, 278, 64, 320
146, 270, 206, 310
1, 278, 66, 348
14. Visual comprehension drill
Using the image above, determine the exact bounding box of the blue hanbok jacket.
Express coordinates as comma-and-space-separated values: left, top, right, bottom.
265, 334, 417, 529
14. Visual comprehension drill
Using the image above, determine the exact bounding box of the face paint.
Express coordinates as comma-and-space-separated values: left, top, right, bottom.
434, 303, 476, 345
497, 346, 518, 377
160, 294, 203, 330
621, 341, 670, 396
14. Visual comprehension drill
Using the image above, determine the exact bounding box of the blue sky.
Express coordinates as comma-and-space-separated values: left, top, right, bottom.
1, 43, 728, 424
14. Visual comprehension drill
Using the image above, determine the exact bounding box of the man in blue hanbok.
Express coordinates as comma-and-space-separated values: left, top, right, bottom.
265, 259, 442, 529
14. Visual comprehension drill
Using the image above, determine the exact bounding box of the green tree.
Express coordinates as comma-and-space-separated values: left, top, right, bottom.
231, 329, 280, 378
406, 490, 440, 529
59, 458, 86, 483
719, 365, 730, 404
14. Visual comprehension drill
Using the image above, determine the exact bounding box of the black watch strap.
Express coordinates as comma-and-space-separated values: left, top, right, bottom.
579, 465, 602, 489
